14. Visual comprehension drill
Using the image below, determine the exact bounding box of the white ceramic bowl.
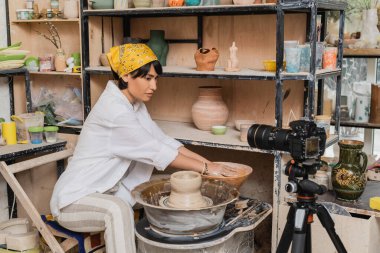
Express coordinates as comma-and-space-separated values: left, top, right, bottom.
234, 120, 255, 131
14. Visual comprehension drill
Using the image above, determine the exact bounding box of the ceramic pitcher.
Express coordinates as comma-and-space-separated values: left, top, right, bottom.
332, 140, 368, 201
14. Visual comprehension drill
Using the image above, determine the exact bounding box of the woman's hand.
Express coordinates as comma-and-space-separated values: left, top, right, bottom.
206, 163, 237, 177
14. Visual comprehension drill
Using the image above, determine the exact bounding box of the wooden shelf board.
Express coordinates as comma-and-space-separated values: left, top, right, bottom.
30, 71, 81, 76
332, 120, 380, 129
155, 120, 274, 154
85, 66, 341, 81
343, 48, 380, 58
11, 18, 80, 23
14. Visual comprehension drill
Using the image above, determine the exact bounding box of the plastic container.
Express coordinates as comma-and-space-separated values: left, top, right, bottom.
16, 9, 33, 20
28, 127, 43, 144
11, 112, 44, 144
44, 126, 59, 143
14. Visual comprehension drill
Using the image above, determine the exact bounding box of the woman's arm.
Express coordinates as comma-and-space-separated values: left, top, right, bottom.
169, 152, 236, 176
178, 146, 210, 163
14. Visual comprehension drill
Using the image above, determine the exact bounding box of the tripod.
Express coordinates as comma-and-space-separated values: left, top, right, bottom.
276, 160, 347, 253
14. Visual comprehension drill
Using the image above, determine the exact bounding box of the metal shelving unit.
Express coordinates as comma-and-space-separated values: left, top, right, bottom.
0, 68, 32, 116
79, 1, 346, 250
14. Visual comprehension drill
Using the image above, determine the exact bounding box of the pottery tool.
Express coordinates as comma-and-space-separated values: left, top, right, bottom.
225, 203, 260, 227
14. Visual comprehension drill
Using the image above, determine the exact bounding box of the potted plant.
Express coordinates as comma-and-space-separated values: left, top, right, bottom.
35, 22, 66, 71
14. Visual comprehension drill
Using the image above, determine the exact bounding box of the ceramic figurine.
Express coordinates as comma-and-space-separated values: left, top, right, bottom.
194, 48, 219, 71
225, 41, 240, 72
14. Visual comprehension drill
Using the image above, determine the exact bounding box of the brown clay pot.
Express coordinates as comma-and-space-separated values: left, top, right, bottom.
369, 84, 380, 124
99, 53, 110, 67
194, 48, 219, 71
191, 86, 229, 131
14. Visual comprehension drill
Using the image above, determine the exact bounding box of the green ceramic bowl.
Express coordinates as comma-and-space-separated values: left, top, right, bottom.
211, 125, 227, 135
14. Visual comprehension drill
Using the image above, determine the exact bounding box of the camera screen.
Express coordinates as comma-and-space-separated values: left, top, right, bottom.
305, 137, 319, 158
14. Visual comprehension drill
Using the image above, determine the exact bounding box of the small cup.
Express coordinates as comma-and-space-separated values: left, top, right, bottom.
284, 40, 299, 48
240, 124, 251, 142
28, 126, 44, 144
298, 44, 311, 72
211, 125, 227, 135
44, 126, 59, 143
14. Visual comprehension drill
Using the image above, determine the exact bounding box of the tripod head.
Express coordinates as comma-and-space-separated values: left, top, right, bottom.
284, 158, 327, 198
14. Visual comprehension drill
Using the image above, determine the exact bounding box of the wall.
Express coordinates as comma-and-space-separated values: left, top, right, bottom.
0, 0, 11, 222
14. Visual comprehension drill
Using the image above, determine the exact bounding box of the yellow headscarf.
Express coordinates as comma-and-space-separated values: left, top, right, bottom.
106, 43, 158, 78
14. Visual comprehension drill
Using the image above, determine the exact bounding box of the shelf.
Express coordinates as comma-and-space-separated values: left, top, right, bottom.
82, 1, 345, 17
156, 120, 274, 154
30, 71, 81, 76
317, 181, 380, 218
11, 18, 80, 23
58, 125, 82, 135
85, 66, 341, 81
343, 48, 380, 58
0, 67, 28, 75
332, 120, 380, 130
0, 140, 67, 162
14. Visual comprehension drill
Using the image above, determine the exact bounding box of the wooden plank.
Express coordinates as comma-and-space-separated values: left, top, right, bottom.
8, 149, 73, 174
0, 161, 64, 253
343, 48, 380, 57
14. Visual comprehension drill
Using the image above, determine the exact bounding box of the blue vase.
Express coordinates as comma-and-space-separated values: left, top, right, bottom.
147, 30, 169, 66
186, 0, 201, 5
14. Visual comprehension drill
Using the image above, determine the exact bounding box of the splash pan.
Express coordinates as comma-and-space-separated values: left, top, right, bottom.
132, 178, 239, 235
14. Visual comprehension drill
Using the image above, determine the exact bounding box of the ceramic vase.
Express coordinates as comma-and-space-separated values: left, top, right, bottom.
133, 0, 151, 7
114, 0, 129, 9
361, 9, 380, 48
191, 86, 229, 131
63, 0, 79, 18
194, 48, 219, 71
147, 30, 169, 66
167, 171, 208, 209
168, 0, 184, 6
55, 48, 66, 72
332, 140, 368, 201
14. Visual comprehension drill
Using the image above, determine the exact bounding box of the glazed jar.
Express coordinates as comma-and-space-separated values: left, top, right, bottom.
147, 30, 169, 66
168, 0, 184, 6
191, 86, 229, 131
55, 49, 67, 72
332, 140, 368, 201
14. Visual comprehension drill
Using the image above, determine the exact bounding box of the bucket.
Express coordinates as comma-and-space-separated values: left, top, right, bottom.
11, 112, 44, 144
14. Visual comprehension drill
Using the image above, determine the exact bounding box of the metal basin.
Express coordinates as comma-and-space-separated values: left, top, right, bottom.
132, 178, 239, 235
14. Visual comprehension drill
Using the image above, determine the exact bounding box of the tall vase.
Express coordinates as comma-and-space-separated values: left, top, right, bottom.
147, 30, 169, 66
55, 48, 66, 72
332, 140, 368, 201
361, 9, 380, 48
191, 86, 229, 131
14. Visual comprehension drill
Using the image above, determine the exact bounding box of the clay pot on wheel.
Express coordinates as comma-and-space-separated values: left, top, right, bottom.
194, 48, 219, 71
191, 86, 229, 131
167, 171, 208, 209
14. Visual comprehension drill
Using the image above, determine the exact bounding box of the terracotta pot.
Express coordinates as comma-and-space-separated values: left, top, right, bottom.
191, 86, 229, 130
99, 53, 110, 66
332, 140, 368, 201
369, 84, 380, 124
194, 48, 219, 71
167, 171, 208, 209
54, 48, 66, 72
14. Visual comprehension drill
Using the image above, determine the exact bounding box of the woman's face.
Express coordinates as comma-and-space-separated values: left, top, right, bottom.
121, 64, 158, 103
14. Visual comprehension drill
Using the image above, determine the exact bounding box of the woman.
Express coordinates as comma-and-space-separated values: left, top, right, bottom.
50, 43, 235, 253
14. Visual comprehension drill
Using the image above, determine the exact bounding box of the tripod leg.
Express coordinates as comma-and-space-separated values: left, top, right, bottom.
276, 205, 296, 253
316, 204, 347, 253
290, 208, 308, 253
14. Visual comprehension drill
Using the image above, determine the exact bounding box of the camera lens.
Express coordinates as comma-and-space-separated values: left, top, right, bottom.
247, 124, 291, 152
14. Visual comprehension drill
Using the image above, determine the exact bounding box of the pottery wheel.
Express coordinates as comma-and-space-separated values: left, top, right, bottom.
159, 196, 213, 208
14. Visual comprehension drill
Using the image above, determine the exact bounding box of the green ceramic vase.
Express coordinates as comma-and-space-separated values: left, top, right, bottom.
332, 140, 368, 201
147, 30, 169, 66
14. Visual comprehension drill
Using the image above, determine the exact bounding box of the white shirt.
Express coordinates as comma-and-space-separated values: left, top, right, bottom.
50, 81, 182, 217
